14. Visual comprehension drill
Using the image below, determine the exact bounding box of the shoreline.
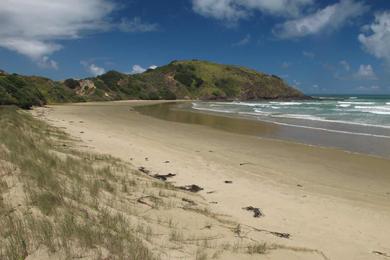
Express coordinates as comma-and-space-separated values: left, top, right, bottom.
135, 101, 390, 158
34, 100, 390, 260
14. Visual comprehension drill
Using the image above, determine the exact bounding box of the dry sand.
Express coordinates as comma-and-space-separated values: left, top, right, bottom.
35, 100, 390, 260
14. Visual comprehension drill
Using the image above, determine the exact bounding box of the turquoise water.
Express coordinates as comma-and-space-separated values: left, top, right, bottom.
193, 95, 390, 128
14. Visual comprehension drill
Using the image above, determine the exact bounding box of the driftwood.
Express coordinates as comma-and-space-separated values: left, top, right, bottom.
182, 198, 197, 206
138, 167, 150, 174
137, 196, 153, 207
152, 173, 176, 181
178, 184, 203, 193
373, 251, 390, 258
224, 181, 233, 184
269, 231, 290, 239
137, 196, 161, 208
243, 224, 291, 239
201, 225, 212, 230
243, 206, 263, 218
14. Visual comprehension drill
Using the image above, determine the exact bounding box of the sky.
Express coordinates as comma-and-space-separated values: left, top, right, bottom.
0, 0, 390, 94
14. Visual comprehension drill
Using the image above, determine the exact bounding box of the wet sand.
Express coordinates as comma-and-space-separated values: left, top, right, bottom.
37, 100, 390, 260
136, 102, 390, 158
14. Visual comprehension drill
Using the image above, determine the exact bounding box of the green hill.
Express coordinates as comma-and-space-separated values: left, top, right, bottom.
0, 60, 306, 108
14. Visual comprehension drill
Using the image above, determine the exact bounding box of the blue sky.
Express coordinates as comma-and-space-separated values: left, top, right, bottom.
0, 0, 390, 94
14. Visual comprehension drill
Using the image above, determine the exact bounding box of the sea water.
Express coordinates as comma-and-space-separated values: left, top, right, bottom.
192, 95, 390, 139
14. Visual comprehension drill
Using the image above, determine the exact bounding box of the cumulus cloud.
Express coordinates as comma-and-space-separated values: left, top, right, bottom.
119, 17, 159, 32
130, 65, 147, 74
81, 61, 106, 76
273, 0, 367, 39
233, 34, 251, 46
0, 0, 116, 68
358, 12, 390, 63
88, 64, 106, 76
192, 0, 314, 23
130, 64, 158, 74
355, 64, 377, 80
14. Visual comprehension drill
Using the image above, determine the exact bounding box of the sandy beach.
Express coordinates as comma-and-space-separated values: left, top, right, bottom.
34, 100, 390, 260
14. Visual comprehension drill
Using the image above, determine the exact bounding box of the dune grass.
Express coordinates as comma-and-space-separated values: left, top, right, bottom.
0, 107, 154, 259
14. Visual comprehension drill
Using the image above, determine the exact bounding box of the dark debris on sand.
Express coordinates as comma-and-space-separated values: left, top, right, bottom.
243, 206, 264, 218
138, 166, 150, 174
178, 184, 204, 193
153, 173, 176, 181
182, 198, 197, 206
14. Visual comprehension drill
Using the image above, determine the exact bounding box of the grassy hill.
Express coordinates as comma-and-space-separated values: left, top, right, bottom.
0, 60, 306, 108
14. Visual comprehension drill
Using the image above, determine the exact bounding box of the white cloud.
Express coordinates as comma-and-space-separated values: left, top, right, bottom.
89, 64, 106, 76
0, 0, 116, 67
131, 65, 147, 74
358, 12, 390, 63
192, 0, 314, 23
355, 64, 377, 80
273, 0, 367, 39
81, 61, 105, 76
130, 64, 158, 74
233, 34, 251, 46
0, 38, 62, 60
119, 17, 159, 32
339, 60, 351, 71
38, 56, 59, 70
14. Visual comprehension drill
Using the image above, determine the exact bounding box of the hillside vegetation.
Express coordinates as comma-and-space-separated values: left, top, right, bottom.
0, 60, 305, 108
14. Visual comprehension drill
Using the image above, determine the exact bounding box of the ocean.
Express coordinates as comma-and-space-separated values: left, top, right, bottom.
192, 95, 390, 139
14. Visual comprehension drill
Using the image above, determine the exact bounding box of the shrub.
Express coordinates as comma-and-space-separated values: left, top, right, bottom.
148, 92, 160, 100
98, 71, 125, 88
64, 79, 80, 89
159, 88, 177, 100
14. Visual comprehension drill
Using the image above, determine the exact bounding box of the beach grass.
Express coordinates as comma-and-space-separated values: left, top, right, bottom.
0, 107, 155, 259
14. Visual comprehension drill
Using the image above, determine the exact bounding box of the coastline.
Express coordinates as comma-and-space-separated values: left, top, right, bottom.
138, 101, 390, 158
33, 100, 390, 260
